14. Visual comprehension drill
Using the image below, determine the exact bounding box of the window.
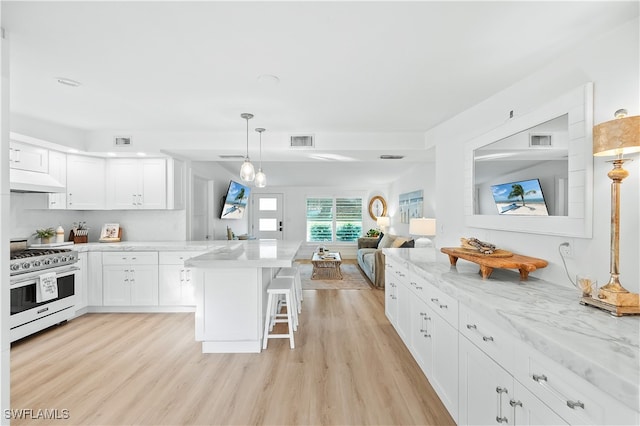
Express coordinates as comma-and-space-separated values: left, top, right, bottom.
306, 197, 362, 242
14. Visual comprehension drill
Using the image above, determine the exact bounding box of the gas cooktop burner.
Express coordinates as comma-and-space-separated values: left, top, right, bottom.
10, 248, 72, 260
9, 248, 78, 276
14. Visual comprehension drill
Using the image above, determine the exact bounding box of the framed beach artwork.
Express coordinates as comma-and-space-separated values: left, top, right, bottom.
399, 190, 423, 224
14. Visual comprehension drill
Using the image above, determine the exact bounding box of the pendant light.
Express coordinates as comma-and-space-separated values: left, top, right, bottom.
254, 128, 267, 188
239, 113, 255, 182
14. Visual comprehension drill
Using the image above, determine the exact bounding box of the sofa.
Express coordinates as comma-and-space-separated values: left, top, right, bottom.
356, 234, 415, 289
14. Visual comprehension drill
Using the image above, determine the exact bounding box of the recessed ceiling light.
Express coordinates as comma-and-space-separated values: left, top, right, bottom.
257, 74, 280, 85
380, 155, 404, 160
55, 77, 81, 87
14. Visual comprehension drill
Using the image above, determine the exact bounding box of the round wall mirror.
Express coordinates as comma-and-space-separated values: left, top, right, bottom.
368, 196, 387, 221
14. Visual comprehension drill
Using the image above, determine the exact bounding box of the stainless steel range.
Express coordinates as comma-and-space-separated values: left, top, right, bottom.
9, 239, 79, 342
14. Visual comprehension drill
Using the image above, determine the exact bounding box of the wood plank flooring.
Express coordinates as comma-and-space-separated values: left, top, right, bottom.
10, 289, 454, 425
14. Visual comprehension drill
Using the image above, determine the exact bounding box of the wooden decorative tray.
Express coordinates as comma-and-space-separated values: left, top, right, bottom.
449, 247, 513, 258
441, 247, 547, 281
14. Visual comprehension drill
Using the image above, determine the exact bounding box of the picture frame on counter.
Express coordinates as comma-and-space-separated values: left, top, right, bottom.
99, 223, 122, 242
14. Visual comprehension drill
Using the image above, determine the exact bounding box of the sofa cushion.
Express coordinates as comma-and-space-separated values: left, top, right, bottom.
361, 250, 376, 272
378, 234, 396, 248
392, 237, 411, 248
400, 239, 415, 248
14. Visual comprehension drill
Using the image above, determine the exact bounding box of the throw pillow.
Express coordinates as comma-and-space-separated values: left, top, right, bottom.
376, 232, 384, 246
392, 237, 410, 248
378, 234, 396, 249
400, 239, 415, 248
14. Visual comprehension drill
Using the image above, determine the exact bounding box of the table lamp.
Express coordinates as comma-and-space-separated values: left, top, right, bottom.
583, 109, 640, 316
376, 216, 390, 233
409, 218, 436, 248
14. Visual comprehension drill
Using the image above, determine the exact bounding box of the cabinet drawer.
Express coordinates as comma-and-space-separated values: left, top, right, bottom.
103, 251, 158, 265
387, 259, 410, 286
515, 343, 637, 425
425, 284, 458, 329
459, 304, 515, 372
159, 251, 205, 265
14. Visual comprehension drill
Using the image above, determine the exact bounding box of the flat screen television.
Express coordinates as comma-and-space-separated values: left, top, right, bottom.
220, 180, 251, 219
490, 178, 549, 216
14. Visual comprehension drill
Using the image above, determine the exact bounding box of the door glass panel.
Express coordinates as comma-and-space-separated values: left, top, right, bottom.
259, 218, 277, 231
259, 198, 278, 211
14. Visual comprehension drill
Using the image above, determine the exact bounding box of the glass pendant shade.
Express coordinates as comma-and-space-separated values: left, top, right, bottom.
254, 127, 267, 188
239, 113, 255, 182
254, 168, 267, 187
240, 159, 255, 182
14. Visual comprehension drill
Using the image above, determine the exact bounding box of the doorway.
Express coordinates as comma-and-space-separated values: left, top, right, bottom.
251, 193, 284, 240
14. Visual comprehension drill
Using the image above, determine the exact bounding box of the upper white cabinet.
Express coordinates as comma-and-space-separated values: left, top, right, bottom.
66, 154, 106, 210
167, 158, 186, 210
9, 141, 48, 173
106, 158, 167, 209
48, 150, 67, 209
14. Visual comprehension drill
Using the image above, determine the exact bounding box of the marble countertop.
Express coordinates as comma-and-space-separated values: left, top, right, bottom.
185, 240, 302, 268
384, 248, 640, 412
71, 240, 228, 252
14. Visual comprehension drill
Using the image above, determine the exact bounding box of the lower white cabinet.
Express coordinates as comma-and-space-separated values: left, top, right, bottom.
75, 252, 88, 313
459, 334, 567, 425
158, 251, 204, 306
102, 252, 158, 306
384, 263, 398, 324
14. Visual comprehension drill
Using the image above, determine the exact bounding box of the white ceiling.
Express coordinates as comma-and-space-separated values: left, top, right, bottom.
3, 1, 638, 186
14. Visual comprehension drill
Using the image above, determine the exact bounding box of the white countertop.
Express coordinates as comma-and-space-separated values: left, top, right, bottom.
185, 240, 302, 268
384, 248, 640, 412
71, 240, 227, 252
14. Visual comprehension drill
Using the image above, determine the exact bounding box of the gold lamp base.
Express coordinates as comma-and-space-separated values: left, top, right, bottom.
580, 296, 640, 317
580, 277, 640, 316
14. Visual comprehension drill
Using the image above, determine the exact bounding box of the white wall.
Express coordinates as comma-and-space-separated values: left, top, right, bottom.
429, 18, 640, 292
387, 157, 437, 238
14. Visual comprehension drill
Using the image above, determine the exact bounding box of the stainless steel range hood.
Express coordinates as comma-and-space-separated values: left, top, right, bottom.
10, 168, 65, 193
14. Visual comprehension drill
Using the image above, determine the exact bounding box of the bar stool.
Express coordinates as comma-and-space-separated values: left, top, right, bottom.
276, 266, 302, 313
263, 277, 297, 350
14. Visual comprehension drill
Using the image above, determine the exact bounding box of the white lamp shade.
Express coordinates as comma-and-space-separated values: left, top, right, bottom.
240, 159, 255, 182
376, 216, 390, 227
410, 218, 436, 236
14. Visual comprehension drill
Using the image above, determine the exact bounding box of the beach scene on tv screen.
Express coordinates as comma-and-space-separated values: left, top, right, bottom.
221, 181, 250, 219
491, 179, 549, 216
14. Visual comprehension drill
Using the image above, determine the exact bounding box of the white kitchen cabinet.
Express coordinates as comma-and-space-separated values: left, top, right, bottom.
167, 158, 186, 210
396, 278, 411, 344
158, 251, 204, 306
9, 141, 48, 172
47, 150, 67, 209
87, 252, 103, 306
74, 252, 88, 314
106, 158, 166, 209
384, 262, 398, 324
66, 154, 106, 209
102, 252, 158, 306
410, 295, 433, 375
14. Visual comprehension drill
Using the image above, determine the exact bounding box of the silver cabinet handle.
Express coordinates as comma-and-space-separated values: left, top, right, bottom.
467, 323, 494, 342
439, 304, 448, 309
483, 336, 494, 342
510, 399, 522, 408
466, 324, 477, 330
132, 194, 137, 205
567, 400, 585, 410
533, 373, 585, 411
415, 286, 423, 290
431, 298, 439, 302
496, 386, 509, 424
532, 374, 547, 383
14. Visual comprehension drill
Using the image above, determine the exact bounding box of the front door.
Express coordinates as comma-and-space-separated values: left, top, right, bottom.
251, 193, 284, 240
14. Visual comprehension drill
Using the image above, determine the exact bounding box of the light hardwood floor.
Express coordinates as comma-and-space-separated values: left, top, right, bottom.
11, 289, 454, 425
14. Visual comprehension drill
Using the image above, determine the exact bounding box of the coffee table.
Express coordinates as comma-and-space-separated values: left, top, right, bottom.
311, 252, 343, 280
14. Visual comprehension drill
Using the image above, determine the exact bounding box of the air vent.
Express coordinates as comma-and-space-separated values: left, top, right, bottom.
529, 133, 552, 147
380, 155, 405, 160
114, 136, 132, 146
219, 154, 245, 159
290, 135, 314, 148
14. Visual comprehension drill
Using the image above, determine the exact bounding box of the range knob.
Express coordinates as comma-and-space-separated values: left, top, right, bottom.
52, 258, 60, 264
60, 256, 68, 262
10, 264, 20, 271
21, 262, 31, 270
43, 258, 52, 265
32, 260, 41, 267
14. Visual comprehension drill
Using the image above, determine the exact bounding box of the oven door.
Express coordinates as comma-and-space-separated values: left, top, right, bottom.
10, 265, 78, 330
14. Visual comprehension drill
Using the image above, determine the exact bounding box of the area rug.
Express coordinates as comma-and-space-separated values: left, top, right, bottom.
297, 261, 373, 290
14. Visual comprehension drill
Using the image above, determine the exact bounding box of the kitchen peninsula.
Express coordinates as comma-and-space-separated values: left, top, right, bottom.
185, 239, 301, 353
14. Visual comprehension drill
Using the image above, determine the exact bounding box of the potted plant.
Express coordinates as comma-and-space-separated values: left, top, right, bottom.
366, 228, 381, 238
34, 227, 56, 244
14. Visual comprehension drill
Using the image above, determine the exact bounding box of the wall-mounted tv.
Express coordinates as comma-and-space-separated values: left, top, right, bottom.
490, 178, 549, 216
220, 180, 251, 219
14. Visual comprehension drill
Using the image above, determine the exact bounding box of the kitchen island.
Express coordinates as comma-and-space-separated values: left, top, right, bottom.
185, 239, 301, 353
